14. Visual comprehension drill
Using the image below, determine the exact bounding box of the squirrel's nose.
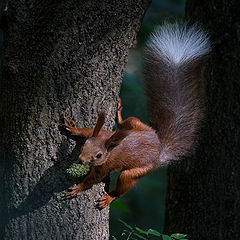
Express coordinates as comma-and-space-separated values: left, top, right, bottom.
79, 154, 91, 164
79, 154, 85, 164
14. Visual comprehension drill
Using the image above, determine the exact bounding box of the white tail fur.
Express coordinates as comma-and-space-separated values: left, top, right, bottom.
146, 23, 211, 65
144, 23, 211, 164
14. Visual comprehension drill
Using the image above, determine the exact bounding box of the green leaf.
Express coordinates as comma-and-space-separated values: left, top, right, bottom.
170, 233, 187, 239
135, 227, 148, 235
119, 219, 133, 230
112, 236, 117, 240
110, 200, 131, 214
133, 232, 148, 240
162, 235, 172, 240
147, 229, 161, 237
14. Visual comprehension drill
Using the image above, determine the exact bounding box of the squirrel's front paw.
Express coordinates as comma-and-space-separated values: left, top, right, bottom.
66, 185, 82, 199
97, 193, 116, 208
63, 116, 78, 135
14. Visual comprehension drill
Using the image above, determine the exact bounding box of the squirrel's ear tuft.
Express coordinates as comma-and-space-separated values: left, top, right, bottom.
92, 112, 105, 137
105, 130, 130, 151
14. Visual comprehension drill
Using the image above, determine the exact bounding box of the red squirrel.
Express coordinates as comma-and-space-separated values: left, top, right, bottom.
63, 23, 211, 208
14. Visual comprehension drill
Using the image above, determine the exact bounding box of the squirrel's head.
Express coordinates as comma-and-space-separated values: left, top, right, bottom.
80, 137, 108, 166
79, 112, 107, 166
79, 112, 129, 166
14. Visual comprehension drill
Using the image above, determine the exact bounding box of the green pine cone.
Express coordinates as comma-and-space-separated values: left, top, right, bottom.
66, 163, 90, 177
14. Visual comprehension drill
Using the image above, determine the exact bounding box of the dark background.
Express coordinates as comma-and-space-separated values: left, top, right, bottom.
110, 0, 186, 238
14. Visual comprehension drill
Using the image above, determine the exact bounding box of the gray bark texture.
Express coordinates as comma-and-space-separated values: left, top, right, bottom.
165, 0, 240, 239
0, 0, 151, 239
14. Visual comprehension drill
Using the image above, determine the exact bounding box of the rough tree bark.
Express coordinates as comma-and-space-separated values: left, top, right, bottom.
165, 1, 240, 239
0, 0, 151, 239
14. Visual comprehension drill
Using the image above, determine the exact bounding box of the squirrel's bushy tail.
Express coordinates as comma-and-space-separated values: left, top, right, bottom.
144, 23, 211, 165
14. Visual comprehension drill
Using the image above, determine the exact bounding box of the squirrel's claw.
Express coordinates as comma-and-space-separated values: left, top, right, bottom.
66, 185, 82, 199
97, 193, 115, 208
63, 116, 77, 135
64, 116, 76, 127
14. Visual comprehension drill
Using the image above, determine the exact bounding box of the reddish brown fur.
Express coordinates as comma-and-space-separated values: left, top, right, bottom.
63, 49, 208, 207
64, 103, 160, 207
117, 99, 152, 131
92, 112, 106, 137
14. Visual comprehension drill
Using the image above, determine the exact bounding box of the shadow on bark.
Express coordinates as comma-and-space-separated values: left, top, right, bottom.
8, 138, 85, 220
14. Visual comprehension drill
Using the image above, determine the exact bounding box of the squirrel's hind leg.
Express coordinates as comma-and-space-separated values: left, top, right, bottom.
98, 166, 153, 208
117, 98, 123, 126
117, 98, 152, 131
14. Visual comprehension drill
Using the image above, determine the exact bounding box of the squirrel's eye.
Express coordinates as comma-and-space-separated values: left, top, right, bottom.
96, 153, 102, 159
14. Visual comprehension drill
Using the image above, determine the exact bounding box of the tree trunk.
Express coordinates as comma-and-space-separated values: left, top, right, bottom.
0, 0, 151, 239
165, 1, 240, 239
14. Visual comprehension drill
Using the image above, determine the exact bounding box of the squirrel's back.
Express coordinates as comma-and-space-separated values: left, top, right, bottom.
144, 23, 211, 165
